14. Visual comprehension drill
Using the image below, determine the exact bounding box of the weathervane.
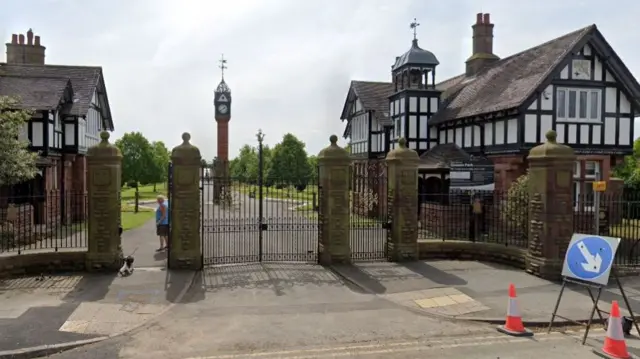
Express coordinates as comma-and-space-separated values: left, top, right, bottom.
219, 54, 228, 80
410, 18, 420, 40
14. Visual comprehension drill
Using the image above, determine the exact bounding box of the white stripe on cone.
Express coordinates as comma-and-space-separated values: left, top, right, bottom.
607, 316, 625, 341
507, 297, 521, 317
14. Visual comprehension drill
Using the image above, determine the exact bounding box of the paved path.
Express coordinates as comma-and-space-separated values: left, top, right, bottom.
121, 215, 166, 268
331, 260, 640, 324
0, 268, 194, 356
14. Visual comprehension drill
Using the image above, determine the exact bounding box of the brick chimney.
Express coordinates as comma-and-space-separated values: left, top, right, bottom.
465, 13, 499, 77
6, 29, 46, 65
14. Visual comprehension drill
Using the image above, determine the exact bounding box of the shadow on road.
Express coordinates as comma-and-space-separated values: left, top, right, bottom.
193, 263, 345, 295
329, 260, 468, 294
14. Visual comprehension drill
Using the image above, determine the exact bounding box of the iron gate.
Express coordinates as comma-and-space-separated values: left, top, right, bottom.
200, 138, 319, 266
349, 160, 390, 261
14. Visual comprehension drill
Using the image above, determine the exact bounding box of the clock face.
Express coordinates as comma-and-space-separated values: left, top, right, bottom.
218, 104, 228, 114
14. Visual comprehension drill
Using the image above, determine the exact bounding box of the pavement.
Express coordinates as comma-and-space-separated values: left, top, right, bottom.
330, 260, 640, 324
0, 206, 187, 358
34, 261, 640, 359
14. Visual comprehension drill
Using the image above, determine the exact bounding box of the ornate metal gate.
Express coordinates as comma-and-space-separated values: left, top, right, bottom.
349, 160, 390, 261
200, 136, 319, 266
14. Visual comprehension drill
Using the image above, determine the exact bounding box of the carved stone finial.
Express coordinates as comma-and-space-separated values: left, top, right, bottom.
182, 132, 191, 144
398, 137, 407, 148
545, 130, 557, 143
100, 131, 110, 142
329, 135, 338, 145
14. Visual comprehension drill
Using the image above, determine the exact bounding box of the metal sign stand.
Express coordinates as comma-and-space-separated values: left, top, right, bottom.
547, 269, 640, 344
549, 175, 640, 345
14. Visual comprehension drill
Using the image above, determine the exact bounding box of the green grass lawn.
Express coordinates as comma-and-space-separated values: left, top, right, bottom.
236, 183, 319, 202
121, 183, 167, 202
121, 210, 155, 231
120, 189, 157, 231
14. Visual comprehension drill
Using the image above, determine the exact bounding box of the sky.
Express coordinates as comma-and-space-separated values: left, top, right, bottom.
1, 0, 640, 160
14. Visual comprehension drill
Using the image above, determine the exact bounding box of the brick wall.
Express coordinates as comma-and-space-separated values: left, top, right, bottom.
488, 155, 527, 192
216, 118, 230, 161
0, 250, 86, 278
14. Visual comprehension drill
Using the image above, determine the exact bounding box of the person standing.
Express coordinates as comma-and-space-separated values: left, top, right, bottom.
155, 195, 169, 251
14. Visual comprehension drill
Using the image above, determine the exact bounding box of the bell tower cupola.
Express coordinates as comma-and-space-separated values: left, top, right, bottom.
388, 18, 442, 155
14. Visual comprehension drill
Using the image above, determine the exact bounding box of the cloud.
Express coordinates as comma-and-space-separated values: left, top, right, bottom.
2, 0, 640, 157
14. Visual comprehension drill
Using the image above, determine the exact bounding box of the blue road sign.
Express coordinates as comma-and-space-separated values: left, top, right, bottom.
561, 234, 621, 286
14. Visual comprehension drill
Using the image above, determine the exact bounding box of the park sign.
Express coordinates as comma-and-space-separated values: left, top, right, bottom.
561, 233, 621, 286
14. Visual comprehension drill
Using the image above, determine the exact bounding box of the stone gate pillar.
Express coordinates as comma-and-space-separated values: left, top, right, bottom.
86, 132, 123, 271
169, 133, 202, 270
526, 130, 576, 279
385, 138, 419, 261
317, 135, 351, 265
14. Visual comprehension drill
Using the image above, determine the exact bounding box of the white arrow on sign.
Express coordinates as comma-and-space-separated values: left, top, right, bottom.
577, 241, 603, 273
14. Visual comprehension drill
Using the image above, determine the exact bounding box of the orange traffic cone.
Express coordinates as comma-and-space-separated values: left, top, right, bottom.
497, 283, 533, 337
593, 301, 632, 359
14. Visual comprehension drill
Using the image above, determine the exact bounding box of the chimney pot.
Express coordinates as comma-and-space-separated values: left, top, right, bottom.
11, 34, 18, 44
476, 13, 483, 24
34, 36, 41, 46
483, 13, 491, 24
27, 29, 33, 45
18, 34, 24, 45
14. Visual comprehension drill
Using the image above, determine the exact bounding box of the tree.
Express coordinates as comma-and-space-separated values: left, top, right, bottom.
308, 155, 318, 183
115, 132, 155, 212
266, 133, 312, 190
345, 143, 352, 154
0, 96, 38, 186
150, 141, 170, 191
613, 137, 640, 188
230, 145, 259, 183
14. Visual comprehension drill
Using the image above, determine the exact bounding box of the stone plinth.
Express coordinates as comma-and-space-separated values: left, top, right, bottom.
85, 132, 123, 271
317, 135, 351, 265
526, 130, 576, 280
169, 133, 202, 270
386, 138, 419, 261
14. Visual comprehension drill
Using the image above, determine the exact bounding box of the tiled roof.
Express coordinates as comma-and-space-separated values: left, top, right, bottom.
430, 25, 594, 124
0, 76, 70, 110
0, 63, 101, 117
350, 80, 394, 120
420, 143, 493, 168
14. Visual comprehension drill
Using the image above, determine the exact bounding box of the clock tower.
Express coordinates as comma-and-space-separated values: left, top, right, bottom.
214, 54, 232, 164
213, 54, 232, 203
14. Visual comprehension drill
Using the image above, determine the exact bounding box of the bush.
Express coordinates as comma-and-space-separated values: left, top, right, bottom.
295, 183, 307, 192
127, 180, 138, 188
503, 173, 529, 231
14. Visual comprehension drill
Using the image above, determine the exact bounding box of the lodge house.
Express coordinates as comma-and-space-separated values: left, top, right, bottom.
341, 14, 640, 215
0, 29, 115, 234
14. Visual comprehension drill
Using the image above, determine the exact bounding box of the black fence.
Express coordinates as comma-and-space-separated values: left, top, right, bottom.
418, 189, 529, 248
574, 191, 640, 267
0, 191, 88, 254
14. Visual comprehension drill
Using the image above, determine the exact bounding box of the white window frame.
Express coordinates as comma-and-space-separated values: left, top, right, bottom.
573, 160, 599, 211
556, 87, 601, 123
394, 118, 400, 137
